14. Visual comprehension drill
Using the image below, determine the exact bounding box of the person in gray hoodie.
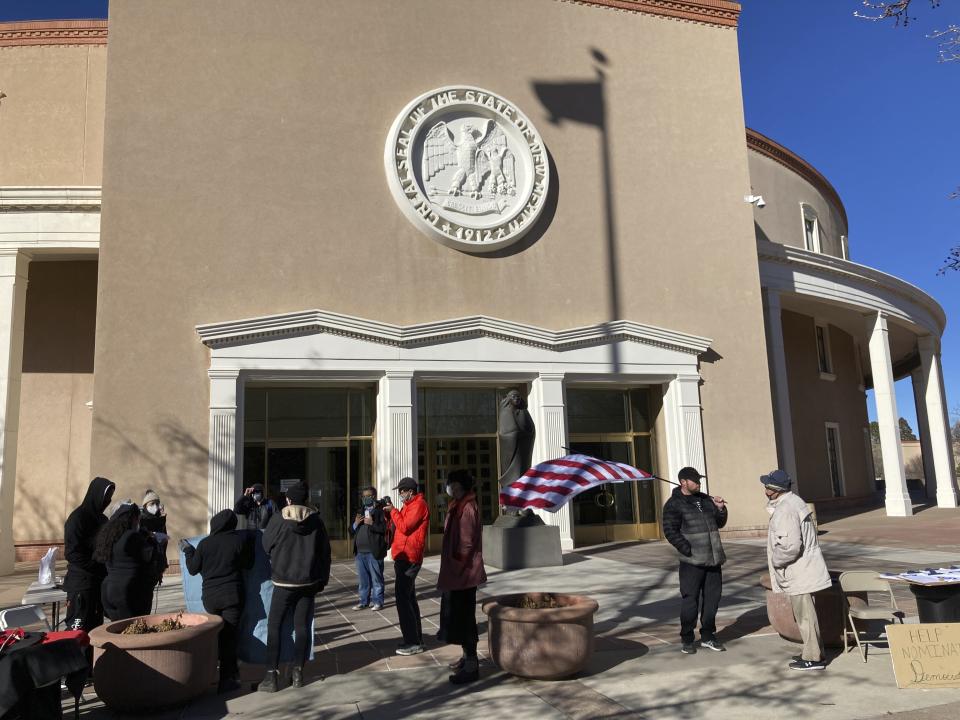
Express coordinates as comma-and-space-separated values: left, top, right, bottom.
762, 469, 831, 671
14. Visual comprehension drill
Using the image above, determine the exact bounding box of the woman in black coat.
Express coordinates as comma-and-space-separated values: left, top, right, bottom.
95, 502, 165, 621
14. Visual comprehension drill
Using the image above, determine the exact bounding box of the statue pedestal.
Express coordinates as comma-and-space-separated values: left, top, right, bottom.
482, 523, 563, 570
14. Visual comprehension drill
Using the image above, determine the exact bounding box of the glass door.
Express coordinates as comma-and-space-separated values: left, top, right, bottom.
568, 388, 660, 546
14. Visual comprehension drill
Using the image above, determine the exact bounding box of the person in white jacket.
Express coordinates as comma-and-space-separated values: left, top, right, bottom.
762, 469, 831, 670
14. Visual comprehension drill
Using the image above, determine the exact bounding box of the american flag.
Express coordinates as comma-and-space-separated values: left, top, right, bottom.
499, 454, 654, 512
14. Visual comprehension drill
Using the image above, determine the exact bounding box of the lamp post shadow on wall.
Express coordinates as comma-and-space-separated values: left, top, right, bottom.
533, 49, 621, 373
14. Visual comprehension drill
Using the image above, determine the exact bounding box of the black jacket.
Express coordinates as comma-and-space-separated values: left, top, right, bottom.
349, 504, 387, 560
262, 505, 331, 589
184, 509, 254, 609
101, 529, 165, 621
662, 486, 728, 567
139, 511, 167, 535
234, 494, 277, 530
63, 477, 116, 593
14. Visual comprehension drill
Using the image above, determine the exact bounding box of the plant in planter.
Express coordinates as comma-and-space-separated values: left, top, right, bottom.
481, 592, 599, 680
88, 611, 222, 712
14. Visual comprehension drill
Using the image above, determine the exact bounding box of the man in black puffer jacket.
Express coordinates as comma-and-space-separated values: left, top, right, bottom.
182, 509, 254, 692
661, 466, 728, 655
258, 481, 331, 693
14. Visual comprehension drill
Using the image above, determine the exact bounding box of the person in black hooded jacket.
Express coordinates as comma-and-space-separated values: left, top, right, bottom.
96, 502, 165, 621
182, 509, 254, 693
63, 476, 116, 631
257, 481, 331, 693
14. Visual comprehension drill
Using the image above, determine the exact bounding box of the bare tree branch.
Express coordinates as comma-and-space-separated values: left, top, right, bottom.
854, 1, 941, 26
930, 24, 960, 61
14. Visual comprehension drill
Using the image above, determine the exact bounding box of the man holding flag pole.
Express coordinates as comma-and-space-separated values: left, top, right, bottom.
661, 467, 728, 655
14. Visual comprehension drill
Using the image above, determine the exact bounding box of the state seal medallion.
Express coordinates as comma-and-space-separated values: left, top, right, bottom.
385, 86, 550, 253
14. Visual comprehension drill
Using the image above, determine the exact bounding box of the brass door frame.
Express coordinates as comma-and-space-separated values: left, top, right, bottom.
568, 432, 660, 546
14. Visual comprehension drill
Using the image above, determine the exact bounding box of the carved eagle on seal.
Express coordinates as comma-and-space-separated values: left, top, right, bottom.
421, 119, 517, 199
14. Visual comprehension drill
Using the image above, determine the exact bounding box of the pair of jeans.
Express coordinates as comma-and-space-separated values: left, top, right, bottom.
205, 602, 242, 679
266, 584, 316, 670
393, 559, 422, 646
678, 563, 722, 644
356, 551, 384, 606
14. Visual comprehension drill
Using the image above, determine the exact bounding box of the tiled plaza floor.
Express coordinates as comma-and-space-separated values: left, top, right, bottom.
1, 502, 958, 718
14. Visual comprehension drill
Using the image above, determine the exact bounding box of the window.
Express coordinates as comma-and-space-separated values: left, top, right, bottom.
815, 321, 834, 380
801, 204, 821, 253
825, 423, 845, 497
416, 386, 509, 531
840, 235, 849, 260
241, 386, 376, 542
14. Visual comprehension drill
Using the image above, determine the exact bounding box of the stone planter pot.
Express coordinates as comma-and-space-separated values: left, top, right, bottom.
760, 572, 847, 648
481, 592, 599, 680
88, 612, 222, 712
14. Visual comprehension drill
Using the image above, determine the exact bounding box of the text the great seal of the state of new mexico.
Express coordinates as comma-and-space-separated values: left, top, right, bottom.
384, 86, 550, 253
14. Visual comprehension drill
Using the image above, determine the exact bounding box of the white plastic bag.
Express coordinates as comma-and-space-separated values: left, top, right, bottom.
38, 546, 57, 586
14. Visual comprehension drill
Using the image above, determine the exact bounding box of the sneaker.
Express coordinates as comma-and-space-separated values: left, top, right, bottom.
351, 603, 369, 611
789, 659, 825, 671
700, 639, 726, 652
681, 643, 697, 654
370, 603, 384, 611
396, 644, 425, 656
291, 666, 304, 688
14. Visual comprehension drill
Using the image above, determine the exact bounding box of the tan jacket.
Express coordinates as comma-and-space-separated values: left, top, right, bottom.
766, 492, 831, 596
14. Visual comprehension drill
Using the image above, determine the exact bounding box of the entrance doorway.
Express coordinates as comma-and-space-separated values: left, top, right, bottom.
416, 386, 515, 552
568, 388, 661, 546
242, 386, 375, 558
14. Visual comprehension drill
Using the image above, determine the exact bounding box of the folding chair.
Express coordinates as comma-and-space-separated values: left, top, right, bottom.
0, 603, 51, 631
839, 571, 905, 662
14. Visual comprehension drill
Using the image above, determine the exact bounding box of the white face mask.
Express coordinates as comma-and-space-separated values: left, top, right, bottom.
444, 485, 452, 497
145, 503, 159, 515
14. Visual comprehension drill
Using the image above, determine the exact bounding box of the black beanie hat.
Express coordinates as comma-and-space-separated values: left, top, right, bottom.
286, 482, 309, 505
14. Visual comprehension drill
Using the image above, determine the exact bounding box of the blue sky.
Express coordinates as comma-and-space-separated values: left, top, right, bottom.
739, 0, 959, 434
4, 1, 957, 433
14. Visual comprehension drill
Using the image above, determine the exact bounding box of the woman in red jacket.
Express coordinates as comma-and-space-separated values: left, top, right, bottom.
436, 469, 487, 684
383, 477, 429, 655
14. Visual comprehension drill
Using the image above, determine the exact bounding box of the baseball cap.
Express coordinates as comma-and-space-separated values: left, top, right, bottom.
678, 467, 705, 483
760, 469, 791, 491
393, 477, 418, 492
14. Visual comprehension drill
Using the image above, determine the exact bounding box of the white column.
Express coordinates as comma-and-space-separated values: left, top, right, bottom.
917, 336, 958, 508
0, 250, 30, 574
376, 370, 416, 501
664, 373, 707, 492
762, 289, 799, 488
528, 372, 573, 550
208, 369, 241, 519
866, 313, 911, 516
911, 368, 935, 499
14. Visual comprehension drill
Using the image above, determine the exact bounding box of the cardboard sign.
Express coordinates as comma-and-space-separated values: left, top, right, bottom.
887, 623, 960, 689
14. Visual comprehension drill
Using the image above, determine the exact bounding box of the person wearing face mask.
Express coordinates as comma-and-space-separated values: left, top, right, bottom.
139, 489, 167, 534
436, 469, 486, 684
761, 469, 830, 671
350, 486, 387, 611
382, 477, 428, 655
95, 501, 165, 621
63, 476, 116, 631
234, 482, 277, 530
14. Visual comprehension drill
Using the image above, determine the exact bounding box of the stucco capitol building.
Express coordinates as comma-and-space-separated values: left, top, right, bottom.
0, 0, 955, 571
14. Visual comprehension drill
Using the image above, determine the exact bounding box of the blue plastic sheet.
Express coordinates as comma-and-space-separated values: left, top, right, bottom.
179, 529, 315, 664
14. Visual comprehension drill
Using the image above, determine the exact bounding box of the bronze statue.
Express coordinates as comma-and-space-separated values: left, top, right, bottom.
498, 389, 536, 489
